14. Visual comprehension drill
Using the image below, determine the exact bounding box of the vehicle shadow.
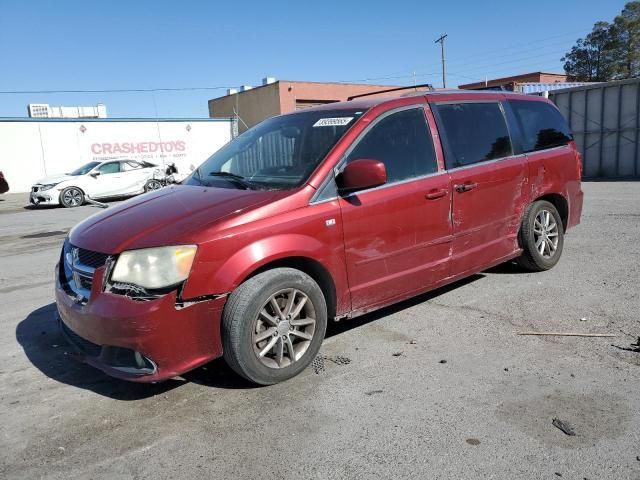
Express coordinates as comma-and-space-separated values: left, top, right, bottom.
484, 261, 529, 275
326, 274, 484, 339
18, 275, 486, 398
15, 303, 251, 400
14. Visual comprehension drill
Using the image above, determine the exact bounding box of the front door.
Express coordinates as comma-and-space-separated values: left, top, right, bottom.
338, 106, 452, 311
433, 101, 529, 276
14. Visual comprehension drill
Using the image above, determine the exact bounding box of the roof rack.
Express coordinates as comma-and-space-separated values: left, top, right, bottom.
347, 83, 434, 101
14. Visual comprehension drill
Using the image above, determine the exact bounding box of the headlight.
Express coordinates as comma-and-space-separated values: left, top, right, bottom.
110, 245, 197, 289
40, 183, 59, 191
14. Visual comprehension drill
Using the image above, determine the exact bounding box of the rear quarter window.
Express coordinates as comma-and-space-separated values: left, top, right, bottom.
509, 100, 573, 153
434, 102, 513, 168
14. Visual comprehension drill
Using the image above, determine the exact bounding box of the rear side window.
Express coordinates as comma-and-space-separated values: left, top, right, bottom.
435, 102, 513, 168
509, 100, 573, 152
346, 108, 437, 183
96, 162, 120, 174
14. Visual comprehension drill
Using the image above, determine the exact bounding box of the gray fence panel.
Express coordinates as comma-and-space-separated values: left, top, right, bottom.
549, 78, 640, 179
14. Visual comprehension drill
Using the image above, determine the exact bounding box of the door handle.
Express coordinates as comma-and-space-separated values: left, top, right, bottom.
425, 188, 448, 200
454, 182, 478, 193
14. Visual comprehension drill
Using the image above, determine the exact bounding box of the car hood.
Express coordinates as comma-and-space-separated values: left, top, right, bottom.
69, 185, 288, 253
34, 173, 75, 185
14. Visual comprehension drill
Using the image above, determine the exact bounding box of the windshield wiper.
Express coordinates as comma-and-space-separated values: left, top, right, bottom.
208, 171, 255, 189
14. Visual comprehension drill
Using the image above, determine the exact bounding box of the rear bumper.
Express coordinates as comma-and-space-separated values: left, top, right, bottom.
55, 264, 226, 382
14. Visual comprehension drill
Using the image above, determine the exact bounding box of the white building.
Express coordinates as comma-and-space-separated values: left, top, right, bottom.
27, 103, 108, 119
0, 117, 233, 192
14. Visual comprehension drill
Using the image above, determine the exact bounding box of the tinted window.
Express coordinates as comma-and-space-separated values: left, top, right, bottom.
97, 162, 120, 174
346, 108, 437, 183
509, 100, 573, 152
435, 102, 513, 168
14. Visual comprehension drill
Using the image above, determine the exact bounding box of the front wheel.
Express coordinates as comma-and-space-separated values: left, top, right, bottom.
517, 200, 564, 271
222, 268, 327, 385
59, 187, 85, 208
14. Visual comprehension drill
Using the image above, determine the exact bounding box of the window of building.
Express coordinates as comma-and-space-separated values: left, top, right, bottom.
435, 102, 513, 168
509, 100, 573, 152
346, 108, 438, 183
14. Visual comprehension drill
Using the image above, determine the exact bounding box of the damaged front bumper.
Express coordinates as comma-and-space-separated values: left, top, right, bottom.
55, 263, 227, 382
30, 190, 59, 206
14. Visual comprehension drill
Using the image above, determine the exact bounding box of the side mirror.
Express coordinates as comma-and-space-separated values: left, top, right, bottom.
89, 171, 101, 178
338, 159, 387, 192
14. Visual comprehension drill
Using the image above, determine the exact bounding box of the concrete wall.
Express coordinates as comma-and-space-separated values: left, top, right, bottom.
549, 78, 640, 179
0, 118, 233, 192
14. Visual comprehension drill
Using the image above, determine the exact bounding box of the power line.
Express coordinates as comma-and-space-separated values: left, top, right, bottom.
0, 86, 231, 95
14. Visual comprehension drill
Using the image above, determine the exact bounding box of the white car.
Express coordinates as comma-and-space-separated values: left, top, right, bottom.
30, 160, 162, 208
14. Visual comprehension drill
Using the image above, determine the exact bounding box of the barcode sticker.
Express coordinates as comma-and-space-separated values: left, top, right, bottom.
313, 117, 353, 127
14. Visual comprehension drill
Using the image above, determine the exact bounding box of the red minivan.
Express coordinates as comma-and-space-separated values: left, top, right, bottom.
56, 90, 583, 385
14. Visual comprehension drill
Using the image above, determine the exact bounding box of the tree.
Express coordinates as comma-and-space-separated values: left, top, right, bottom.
562, 1, 640, 81
611, 1, 640, 79
561, 21, 616, 81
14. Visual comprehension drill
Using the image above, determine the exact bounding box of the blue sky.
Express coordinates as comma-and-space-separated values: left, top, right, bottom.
0, 0, 624, 118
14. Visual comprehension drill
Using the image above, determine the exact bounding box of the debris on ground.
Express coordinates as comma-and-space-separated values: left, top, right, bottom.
311, 355, 351, 374
612, 337, 640, 353
552, 418, 576, 436
326, 355, 351, 365
518, 331, 616, 337
439, 359, 447, 364
392, 351, 403, 357
365, 389, 383, 396
408, 340, 417, 344
465, 438, 480, 446
580, 317, 588, 321
311, 355, 325, 374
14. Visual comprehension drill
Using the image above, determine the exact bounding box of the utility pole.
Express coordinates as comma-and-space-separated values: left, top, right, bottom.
434, 33, 447, 88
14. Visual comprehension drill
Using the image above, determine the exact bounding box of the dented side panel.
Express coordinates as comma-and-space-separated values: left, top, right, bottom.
448, 155, 529, 277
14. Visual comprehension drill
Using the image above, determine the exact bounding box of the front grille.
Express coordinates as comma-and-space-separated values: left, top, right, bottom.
60, 320, 102, 357
60, 242, 111, 302
78, 248, 109, 269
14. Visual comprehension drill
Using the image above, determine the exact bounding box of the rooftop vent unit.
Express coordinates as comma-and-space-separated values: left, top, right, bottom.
262, 77, 276, 86
227, 88, 238, 95
240, 85, 253, 92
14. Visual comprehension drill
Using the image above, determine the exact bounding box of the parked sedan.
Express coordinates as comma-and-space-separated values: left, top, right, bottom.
30, 160, 159, 207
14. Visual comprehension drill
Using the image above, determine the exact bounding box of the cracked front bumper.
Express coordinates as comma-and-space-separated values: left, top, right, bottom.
55, 264, 226, 382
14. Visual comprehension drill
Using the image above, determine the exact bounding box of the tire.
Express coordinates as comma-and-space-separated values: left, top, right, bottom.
144, 179, 163, 192
59, 187, 85, 208
222, 268, 327, 385
516, 200, 564, 271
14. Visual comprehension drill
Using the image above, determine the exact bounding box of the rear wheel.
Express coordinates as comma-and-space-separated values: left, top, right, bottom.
222, 268, 327, 385
59, 187, 84, 208
517, 200, 564, 271
144, 179, 163, 192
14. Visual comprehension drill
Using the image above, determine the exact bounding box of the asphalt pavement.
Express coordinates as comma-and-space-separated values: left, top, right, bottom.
0, 183, 639, 479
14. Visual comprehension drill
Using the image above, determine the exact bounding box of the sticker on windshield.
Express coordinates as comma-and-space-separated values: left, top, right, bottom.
313, 117, 353, 127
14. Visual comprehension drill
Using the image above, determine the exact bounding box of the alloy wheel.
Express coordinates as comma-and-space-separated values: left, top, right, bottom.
533, 209, 559, 258
62, 188, 83, 207
252, 288, 316, 369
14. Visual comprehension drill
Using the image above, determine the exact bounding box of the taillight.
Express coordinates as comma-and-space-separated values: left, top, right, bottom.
575, 150, 582, 180
569, 141, 582, 180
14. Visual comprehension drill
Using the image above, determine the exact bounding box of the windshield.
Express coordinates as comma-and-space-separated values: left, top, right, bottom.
186, 109, 366, 190
69, 162, 100, 176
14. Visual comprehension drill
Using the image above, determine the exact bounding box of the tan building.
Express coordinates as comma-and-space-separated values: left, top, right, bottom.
459, 72, 568, 91
208, 79, 426, 132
